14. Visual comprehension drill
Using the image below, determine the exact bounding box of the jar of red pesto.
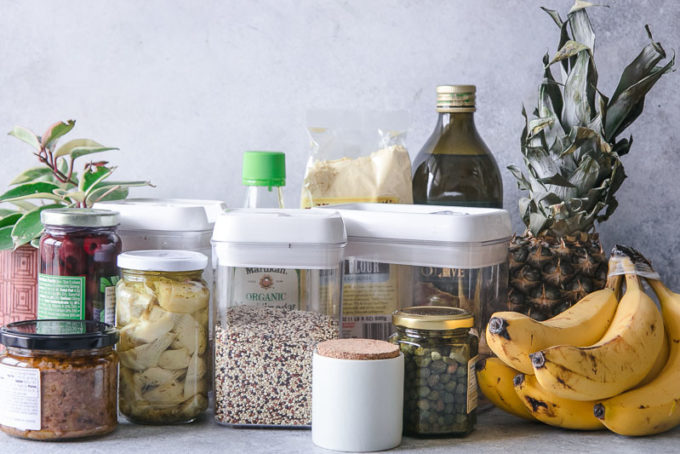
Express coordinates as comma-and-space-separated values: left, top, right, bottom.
38, 209, 121, 324
0, 320, 119, 440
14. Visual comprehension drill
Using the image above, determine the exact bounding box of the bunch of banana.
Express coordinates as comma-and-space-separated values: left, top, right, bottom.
478, 245, 680, 436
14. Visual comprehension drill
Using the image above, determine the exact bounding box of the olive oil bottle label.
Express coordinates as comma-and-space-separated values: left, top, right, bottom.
37, 274, 85, 320
232, 268, 300, 310
467, 355, 479, 414
0, 364, 41, 431
341, 260, 400, 340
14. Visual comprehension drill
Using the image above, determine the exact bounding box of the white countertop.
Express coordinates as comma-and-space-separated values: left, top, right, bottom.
1, 408, 677, 453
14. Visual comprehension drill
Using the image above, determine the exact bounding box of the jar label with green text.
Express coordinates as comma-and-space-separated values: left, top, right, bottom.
96, 276, 119, 325
232, 268, 300, 310
37, 274, 86, 320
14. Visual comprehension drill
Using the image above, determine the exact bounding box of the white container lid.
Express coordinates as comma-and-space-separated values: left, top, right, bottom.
318, 203, 512, 268
212, 209, 346, 268
93, 198, 226, 232
212, 209, 346, 245
118, 250, 208, 272
320, 203, 511, 243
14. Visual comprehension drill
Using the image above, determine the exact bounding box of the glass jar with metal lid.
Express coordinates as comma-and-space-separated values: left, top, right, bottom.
0, 319, 119, 440
116, 250, 210, 424
38, 208, 121, 324
389, 306, 478, 436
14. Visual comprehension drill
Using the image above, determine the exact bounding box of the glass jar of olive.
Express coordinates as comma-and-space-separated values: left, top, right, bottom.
390, 306, 478, 436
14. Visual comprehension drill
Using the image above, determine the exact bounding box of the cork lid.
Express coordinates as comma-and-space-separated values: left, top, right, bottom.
316, 338, 400, 360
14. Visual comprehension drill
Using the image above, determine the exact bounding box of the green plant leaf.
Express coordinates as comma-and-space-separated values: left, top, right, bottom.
8, 126, 41, 150
0, 213, 21, 228
0, 182, 61, 202
85, 185, 130, 206
30, 237, 41, 248
0, 225, 13, 250
41, 120, 75, 150
10, 167, 54, 185
11, 204, 62, 248
80, 166, 114, 193
10, 200, 37, 211
0, 209, 16, 217
65, 191, 87, 204
54, 138, 118, 161
2, 193, 63, 204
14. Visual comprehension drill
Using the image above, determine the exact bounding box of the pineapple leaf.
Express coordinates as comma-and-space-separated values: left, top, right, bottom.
550, 40, 590, 65
605, 51, 675, 141
540, 7, 564, 28
610, 26, 667, 103
538, 174, 577, 188
562, 51, 593, 129
529, 212, 550, 235
508, 165, 531, 191
568, 2, 596, 50
518, 197, 534, 224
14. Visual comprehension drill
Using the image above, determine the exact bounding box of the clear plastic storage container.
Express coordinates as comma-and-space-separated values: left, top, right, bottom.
321, 203, 511, 355
211, 209, 345, 428
115, 250, 210, 424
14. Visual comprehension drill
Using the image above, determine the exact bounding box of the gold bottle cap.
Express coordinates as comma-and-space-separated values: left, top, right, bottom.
392, 306, 474, 331
436, 85, 476, 112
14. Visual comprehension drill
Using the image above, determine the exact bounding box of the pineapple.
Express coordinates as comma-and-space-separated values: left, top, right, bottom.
507, 2, 674, 320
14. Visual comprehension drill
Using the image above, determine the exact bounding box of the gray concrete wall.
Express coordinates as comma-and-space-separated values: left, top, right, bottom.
1, 0, 678, 284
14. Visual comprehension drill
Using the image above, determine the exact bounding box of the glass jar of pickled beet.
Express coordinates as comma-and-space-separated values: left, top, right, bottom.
389, 306, 478, 437
38, 209, 121, 324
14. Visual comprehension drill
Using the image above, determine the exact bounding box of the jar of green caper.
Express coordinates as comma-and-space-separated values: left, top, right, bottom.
390, 306, 478, 436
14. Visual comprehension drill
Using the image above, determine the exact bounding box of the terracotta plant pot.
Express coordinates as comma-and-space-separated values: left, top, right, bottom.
0, 244, 39, 327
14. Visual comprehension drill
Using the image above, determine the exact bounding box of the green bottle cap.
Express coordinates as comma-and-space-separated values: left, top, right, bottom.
242, 151, 286, 187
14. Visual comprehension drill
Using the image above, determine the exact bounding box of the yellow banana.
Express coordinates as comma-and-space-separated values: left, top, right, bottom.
531, 260, 664, 401
513, 373, 603, 430
637, 330, 669, 387
476, 357, 534, 421
486, 277, 619, 374
594, 276, 680, 436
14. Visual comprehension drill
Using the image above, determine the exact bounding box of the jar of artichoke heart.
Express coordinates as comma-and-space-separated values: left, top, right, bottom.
116, 250, 210, 424
0, 320, 119, 440
390, 306, 478, 436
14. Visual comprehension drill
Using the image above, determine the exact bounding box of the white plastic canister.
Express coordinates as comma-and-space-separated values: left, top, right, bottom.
318, 203, 512, 344
211, 209, 346, 428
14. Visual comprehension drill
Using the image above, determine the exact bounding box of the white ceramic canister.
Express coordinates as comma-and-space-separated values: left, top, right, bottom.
312, 338, 404, 452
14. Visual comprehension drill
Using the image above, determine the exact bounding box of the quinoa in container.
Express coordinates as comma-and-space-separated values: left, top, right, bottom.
0, 320, 119, 440
212, 209, 345, 428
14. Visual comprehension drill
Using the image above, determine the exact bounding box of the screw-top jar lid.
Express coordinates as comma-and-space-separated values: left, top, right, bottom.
117, 249, 208, 272
436, 85, 476, 112
242, 151, 286, 187
0, 320, 119, 351
392, 306, 474, 331
41, 208, 119, 227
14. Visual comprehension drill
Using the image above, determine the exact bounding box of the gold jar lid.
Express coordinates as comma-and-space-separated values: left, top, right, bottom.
436, 85, 476, 112
392, 306, 474, 331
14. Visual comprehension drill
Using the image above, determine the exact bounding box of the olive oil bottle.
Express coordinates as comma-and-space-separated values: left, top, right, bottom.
412, 85, 502, 208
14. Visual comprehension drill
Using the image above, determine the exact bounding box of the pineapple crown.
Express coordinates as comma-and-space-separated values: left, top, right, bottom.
509, 1, 674, 237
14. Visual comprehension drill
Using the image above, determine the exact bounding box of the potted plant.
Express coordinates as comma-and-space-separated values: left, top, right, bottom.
0, 119, 152, 326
